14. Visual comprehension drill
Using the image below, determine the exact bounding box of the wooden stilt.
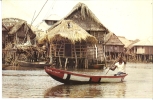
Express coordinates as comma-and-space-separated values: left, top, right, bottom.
65, 58, 68, 68
58, 44, 63, 67
73, 45, 77, 68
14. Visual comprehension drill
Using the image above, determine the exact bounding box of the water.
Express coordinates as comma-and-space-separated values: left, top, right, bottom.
2, 63, 153, 98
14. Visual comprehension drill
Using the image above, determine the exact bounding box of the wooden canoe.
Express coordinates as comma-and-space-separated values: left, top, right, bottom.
45, 67, 127, 84
18, 61, 51, 68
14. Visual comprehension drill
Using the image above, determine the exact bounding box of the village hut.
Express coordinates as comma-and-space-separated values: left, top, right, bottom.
104, 33, 124, 60
38, 20, 97, 68
129, 37, 153, 62
47, 2, 110, 65
2, 18, 37, 65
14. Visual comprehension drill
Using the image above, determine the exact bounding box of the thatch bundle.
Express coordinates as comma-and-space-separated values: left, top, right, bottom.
38, 20, 97, 45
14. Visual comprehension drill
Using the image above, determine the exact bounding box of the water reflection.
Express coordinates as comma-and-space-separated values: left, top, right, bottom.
44, 82, 126, 98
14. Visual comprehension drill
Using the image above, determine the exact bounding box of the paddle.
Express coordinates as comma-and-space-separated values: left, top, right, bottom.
105, 52, 124, 75
105, 60, 117, 75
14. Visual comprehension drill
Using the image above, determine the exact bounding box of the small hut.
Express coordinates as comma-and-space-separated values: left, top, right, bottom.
2, 18, 36, 65
47, 2, 110, 65
105, 33, 124, 60
38, 20, 97, 68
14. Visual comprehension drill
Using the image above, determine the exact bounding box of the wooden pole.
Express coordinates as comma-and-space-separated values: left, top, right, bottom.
65, 58, 68, 68
73, 44, 77, 68
58, 43, 62, 67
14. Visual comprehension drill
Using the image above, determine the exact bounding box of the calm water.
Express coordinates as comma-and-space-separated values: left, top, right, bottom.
2, 63, 153, 98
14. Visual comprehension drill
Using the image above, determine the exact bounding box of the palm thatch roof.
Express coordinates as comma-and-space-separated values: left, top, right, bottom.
2, 18, 24, 31
2, 18, 36, 39
48, 2, 109, 32
38, 20, 97, 45
118, 36, 133, 48
105, 33, 124, 46
132, 37, 153, 46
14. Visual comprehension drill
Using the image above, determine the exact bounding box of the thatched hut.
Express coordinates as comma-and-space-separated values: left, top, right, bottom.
38, 20, 97, 68
2, 18, 36, 48
105, 33, 124, 60
47, 2, 110, 65
2, 18, 37, 65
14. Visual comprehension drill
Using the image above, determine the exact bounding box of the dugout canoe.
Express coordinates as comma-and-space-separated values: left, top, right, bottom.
18, 61, 51, 68
44, 67, 127, 84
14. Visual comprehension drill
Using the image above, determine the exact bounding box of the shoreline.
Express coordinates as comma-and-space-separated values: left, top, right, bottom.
2, 62, 153, 70
2, 65, 44, 70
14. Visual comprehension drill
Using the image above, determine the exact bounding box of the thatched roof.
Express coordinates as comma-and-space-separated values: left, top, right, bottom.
132, 37, 153, 46
118, 36, 133, 48
2, 18, 36, 39
48, 2, 109, 32
2, 18, 24, 31
105, 33, 124, 46
38, 20, 97, 45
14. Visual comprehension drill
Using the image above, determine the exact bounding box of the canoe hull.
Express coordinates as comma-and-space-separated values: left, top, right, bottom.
45, 67, 127, 84
18, 61, 51, 68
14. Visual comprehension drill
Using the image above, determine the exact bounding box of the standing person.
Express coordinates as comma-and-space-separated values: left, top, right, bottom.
109, 57, 126, 76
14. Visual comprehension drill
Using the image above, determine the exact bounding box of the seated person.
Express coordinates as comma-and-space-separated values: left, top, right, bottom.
110, 57, 126, 76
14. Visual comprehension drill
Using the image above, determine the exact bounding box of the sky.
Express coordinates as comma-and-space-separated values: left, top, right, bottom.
1, 0, 153, 40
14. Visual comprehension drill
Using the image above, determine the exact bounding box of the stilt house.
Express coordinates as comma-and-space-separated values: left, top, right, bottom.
48, 2, 110, 64
2, 18, 36, 65
129, 37, 153, 62
38, 20, 97, 68
105, 33, 124, 60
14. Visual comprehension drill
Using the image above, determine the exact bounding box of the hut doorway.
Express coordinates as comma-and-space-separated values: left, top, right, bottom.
65, 44, 72, 57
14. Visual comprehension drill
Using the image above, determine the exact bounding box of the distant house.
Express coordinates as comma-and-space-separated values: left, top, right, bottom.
37, 14, 61, 31
118, 36, 140, 61
44, 14, 61, 26
38, 20, 97, 68
130, 37, 153, 62
105, 33, 124, 60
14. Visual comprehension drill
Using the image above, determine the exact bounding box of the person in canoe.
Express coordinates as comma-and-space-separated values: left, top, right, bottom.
109, 56, 127, 76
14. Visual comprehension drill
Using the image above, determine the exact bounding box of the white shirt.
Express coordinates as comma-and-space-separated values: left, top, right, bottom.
115, 62, 126, 73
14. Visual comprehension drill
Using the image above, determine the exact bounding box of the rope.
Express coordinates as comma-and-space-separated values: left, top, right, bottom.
36, 0, 56, 28
43, 0, 56, 19
31, 0, 49, 25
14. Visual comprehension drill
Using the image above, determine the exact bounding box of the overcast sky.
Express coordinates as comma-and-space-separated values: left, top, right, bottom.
1, 0, 153, 40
